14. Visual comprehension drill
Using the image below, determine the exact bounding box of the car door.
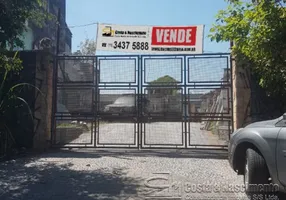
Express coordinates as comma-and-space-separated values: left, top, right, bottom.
277, 127, 286, 186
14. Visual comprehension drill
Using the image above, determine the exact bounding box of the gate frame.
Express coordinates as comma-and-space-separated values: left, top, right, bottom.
51, 53, 234, 150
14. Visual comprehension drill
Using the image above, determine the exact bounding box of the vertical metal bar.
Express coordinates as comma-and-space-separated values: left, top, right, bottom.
138, 55, 142, 149
54, 9, 61, 145
53, 7, 61, 145
95, 56, 100, 147
93, 57, 96, 147
184, 56, 188, 148
230, 54, 234, 133
51, 57, 58, 145
50, 57, 55, 145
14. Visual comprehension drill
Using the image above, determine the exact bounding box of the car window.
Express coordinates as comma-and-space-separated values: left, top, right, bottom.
275, 116, 286, 127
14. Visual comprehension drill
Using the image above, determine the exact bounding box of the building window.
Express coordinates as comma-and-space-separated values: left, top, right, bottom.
44, 0, 50, 12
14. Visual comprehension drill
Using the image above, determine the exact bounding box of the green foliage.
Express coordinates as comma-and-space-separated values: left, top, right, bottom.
150, 75, 178, 85
209, 0, 286, 97
57, 123, 90, 131
149, 75, 179, 95
0, 54, 22, 73
0, 0, 55, 50
57, 123, 78, 128
0, 53, 44, 158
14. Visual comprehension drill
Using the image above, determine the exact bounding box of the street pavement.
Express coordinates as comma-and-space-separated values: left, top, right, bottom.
0, 149, 249, 200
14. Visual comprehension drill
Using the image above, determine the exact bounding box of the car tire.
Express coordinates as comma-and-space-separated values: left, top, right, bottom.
244, 148, 270, 195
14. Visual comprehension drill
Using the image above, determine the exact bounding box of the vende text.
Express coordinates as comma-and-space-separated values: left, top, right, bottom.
151, 27, 197, 46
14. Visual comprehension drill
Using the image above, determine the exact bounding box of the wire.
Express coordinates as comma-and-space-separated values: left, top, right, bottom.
66, 22, 213, 29
68, 22, 98, 29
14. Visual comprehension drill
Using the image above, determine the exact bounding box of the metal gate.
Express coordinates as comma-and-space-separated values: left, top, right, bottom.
52, 53, 233, 149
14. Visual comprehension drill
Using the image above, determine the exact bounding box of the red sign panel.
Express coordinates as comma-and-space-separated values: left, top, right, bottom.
151, 27, 197, 46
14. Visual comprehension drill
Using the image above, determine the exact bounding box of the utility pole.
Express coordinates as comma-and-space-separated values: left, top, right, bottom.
56, 8, 61, 55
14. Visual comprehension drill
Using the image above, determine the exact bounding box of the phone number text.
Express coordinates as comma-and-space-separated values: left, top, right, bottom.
113, 41, 149, 50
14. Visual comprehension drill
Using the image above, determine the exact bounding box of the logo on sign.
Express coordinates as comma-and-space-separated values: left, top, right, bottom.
151, 27, 197, 46
102, 26, 115, 37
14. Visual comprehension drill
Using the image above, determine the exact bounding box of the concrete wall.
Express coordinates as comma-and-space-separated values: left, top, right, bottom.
232, 56, 251, 130
32, 51, 54, 150
231, 55, 286, 129
2, 51, 54, 152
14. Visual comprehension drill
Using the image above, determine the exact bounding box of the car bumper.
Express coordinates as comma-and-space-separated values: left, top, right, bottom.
228, 129, 241, 171
228, 141, 236, 170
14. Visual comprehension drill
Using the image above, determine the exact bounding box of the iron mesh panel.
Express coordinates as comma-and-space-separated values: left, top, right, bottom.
143, 58, 183, 84
142, 121, 185, 147
187, 87, 231, 115
57, 59, 94, 83
98, 58, 137, 83
188, 57, 229, 83
188, 119, 230, 147
54, 119, 94, 145
143, 88, 183, 116
53, 53, 233, 149
57, 88, 93, 113
96, 119, 138, 147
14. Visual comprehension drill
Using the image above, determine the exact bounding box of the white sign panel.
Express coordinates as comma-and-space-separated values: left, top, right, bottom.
96, 23, 204, 54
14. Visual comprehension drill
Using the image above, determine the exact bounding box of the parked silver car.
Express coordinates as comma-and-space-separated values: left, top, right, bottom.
103, 95, 150, 114
104, 96, 136, 113
228, 114, 286, 196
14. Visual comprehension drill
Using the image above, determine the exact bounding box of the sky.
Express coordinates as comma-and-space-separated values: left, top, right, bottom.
64, 0, 230, 97
66, 0, 231, 54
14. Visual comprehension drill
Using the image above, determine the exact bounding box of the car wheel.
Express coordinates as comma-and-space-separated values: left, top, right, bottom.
244, 148, 270, 195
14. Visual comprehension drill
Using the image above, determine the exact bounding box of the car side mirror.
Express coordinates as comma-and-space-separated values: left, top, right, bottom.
283, 113, 286, 120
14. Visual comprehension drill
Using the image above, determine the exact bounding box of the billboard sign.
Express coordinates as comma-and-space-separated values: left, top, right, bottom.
96, 23, 204, 54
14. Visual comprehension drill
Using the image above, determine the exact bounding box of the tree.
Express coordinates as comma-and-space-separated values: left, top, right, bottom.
0, 0, 54, 73
209, 0, 286, 98
78, 38, 97, 55
0, 0, 53, 50
62, 38, 97, 81
149, 75, 179, 95
62, 38, 97, 82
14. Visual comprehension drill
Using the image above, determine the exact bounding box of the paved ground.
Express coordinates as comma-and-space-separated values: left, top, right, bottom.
188, 122, 227, 146
0, 149, 249, 200
59, 122, 227, 147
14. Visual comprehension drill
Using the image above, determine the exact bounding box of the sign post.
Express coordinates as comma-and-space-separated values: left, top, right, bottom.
96, 23, 204, 54
95, 22, 100, 55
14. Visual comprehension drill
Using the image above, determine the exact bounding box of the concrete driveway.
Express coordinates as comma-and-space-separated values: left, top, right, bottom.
0, 149, 249, 200
66, 122, 227, 147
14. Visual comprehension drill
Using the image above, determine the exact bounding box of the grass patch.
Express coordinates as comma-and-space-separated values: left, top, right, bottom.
57, 122, 90, 131
57, 121, 109, 130
208, 121, 218, 134
57, 123, 78, 128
